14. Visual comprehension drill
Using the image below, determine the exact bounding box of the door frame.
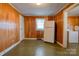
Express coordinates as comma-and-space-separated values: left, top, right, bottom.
19, 15, 24, 41
63, 4, 79, 48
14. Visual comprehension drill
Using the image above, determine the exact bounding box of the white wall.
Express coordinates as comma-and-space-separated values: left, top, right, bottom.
19, 15, 24, 41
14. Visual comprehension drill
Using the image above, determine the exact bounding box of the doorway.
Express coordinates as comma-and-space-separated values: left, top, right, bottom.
63, 4, 79, 48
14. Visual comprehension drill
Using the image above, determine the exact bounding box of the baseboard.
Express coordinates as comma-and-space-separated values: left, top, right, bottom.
41, 38, 44, 40
24, 38, 44, 40
56, 41, 64, 47
24, 38, 37, 40
0, 40, 22, 56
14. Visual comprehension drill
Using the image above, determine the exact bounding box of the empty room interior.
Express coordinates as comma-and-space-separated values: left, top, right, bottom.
0, 3, 79, 56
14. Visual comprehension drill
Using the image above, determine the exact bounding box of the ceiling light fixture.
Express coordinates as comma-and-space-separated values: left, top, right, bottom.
36, 3, 41, 5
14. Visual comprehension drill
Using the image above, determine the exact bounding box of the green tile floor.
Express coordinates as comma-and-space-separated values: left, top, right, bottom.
4, 40, 79, 56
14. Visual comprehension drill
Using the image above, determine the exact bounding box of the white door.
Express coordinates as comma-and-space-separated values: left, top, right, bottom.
20, 15, 24, 41
44, 28, 54, 43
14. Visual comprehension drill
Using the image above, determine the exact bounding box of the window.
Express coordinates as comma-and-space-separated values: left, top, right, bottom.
36, 18, 44, 30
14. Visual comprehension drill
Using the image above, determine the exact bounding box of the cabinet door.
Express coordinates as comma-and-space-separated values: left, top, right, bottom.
69, 31, 78, 43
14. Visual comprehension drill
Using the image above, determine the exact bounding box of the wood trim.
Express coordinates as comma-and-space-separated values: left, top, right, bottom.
64, 4, 79, 12
56, 4, 70, 15
0, 40, 22, 56
56, 41, 64, 48
24, 38, 37, 40
24, 38, 44, 40
9, 3, 23, 16
63, 11, 68, 48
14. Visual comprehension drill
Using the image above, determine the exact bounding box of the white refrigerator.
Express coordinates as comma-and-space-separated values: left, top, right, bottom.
44, 21, 55, 43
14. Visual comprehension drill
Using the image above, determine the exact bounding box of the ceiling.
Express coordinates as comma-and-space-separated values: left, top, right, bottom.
68, 5, 79, 16
12, 3, 66, 16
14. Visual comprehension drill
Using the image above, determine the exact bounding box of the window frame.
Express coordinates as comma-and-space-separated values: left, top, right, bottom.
36, 18, 45, 31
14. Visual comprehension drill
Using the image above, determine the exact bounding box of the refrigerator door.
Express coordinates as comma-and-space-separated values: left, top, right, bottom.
44, 28, 55, 43
45, 21, 55, 28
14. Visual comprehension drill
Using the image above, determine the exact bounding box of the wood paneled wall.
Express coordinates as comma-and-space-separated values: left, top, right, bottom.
48, 16, 55, 21
54, 4, 74, 44
68, 16, 79, 30
0, 4, 20, 52
24, 16, 54, 39
54, 12, 64, 44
